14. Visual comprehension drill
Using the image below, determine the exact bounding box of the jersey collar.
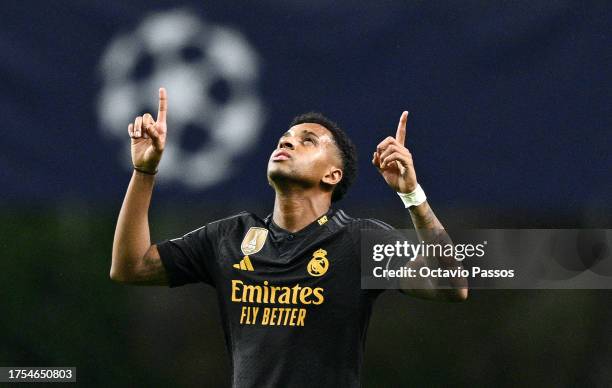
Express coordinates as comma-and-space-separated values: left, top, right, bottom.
264, 207, 336, 238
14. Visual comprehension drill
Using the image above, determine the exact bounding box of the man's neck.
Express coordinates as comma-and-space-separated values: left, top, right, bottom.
272, 189, 331, 233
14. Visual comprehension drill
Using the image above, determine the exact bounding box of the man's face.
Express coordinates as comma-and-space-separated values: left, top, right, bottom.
267, 123, 342, 189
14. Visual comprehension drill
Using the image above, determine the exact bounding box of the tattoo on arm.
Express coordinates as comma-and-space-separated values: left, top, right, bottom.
403, 201, 468, 301
131, 245, 169, 286
409, 201, 449, 244
410, 201, 442, 229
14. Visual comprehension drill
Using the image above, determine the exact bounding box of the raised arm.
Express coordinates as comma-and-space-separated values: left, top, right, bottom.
110, 88, 169, 285
372, 111, 468, 301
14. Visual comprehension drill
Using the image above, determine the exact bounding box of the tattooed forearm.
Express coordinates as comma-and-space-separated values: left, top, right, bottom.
409, 201, 450, 245
409, 201, 440, 229
403, 201, 468, 301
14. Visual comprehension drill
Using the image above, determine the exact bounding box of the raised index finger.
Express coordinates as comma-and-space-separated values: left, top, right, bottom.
157, 87, 167, 123
395, 111, 408, 145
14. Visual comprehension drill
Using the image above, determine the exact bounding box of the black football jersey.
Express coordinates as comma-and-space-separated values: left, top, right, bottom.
156, 208, 397, 388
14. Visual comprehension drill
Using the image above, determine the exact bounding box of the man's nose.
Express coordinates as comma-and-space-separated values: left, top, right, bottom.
279, 138, 295, 150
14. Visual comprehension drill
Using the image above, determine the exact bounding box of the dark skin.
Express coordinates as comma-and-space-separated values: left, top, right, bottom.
372, 112, 468, 301
110, 88, 467, 301
267, 123, 342, 232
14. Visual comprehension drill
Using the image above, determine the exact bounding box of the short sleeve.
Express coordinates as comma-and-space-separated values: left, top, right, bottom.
156, 225, 215, 288
349, 218, 407, 297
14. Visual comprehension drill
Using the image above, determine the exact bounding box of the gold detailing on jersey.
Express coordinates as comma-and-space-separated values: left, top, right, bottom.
233, 255, 255, 271
240, 306, 307, 326
231, 280, 324, 305
241, 227, 268, 255
307, 248, 329, 277
317, 215, 328, 225
231, 279, 325, 327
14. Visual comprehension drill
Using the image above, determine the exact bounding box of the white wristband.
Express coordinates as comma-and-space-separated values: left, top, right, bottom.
397, 184, 427, 208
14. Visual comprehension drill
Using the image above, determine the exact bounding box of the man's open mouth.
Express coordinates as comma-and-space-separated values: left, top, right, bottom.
272, 151, 291, 161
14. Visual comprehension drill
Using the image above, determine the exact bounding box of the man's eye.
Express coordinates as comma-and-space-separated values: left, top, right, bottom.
303, 138, 314, 144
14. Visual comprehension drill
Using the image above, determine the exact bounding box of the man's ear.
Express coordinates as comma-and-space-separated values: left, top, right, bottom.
322, 167, 343, 186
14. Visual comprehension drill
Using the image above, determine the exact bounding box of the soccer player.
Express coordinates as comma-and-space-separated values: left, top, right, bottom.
111, 88, 468, 387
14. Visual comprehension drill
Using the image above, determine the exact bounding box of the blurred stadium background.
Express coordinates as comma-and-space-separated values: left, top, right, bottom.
1, 1, 611, 386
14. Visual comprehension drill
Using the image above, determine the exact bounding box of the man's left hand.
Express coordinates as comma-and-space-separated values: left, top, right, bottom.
372, 111, 418, 193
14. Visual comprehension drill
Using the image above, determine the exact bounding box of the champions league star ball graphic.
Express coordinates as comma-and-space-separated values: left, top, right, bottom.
97, 9, 264, 188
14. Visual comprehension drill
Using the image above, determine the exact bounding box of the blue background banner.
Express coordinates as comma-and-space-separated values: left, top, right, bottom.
2, 1, 610, 210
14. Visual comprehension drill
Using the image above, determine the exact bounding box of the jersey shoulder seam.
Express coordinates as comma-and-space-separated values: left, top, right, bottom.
354, 217, 395, 230
331, 209, 356, 229
207, 210, 252, 225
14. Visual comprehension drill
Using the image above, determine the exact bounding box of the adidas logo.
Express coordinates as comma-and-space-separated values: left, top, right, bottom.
233, 255, 254, 271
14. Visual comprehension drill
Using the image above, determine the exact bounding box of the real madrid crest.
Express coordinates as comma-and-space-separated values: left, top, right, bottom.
307, 248, 330, 277
241, 227, 268, 255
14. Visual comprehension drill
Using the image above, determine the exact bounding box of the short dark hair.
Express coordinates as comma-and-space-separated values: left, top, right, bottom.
290, 112, 357, 202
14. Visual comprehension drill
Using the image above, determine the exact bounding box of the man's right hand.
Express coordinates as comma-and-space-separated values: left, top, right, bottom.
128, 87, 168, 174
